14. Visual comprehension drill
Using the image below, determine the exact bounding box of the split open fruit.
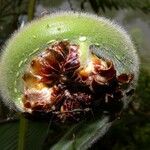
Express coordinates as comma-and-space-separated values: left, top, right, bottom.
0, 12, 139, 122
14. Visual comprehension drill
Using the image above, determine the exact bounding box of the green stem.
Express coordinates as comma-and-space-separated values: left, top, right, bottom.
28, 0, 36, 21
18, 115, 28, 150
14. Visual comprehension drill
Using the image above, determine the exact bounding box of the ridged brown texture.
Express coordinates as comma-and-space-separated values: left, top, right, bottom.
23, 41, 134, 122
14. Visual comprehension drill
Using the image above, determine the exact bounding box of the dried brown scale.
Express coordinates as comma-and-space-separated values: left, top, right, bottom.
59, 91, 86, 121
117, 73, 134, 84
22, 41, 134, 122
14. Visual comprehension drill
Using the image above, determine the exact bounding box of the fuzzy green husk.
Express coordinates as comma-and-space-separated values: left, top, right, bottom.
0, 11, 139, 110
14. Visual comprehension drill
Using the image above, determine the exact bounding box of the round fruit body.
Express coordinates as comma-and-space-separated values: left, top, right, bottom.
0, 12, 139, 113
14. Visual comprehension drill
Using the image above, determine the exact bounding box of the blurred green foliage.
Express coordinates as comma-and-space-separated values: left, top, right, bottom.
0, 0, 27, 40
82, 0, 150, 13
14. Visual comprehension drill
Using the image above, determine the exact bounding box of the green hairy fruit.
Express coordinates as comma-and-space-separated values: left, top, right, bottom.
0, 12, 139, 122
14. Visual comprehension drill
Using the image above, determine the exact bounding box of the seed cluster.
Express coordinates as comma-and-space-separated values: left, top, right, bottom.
22, 41, 134, 122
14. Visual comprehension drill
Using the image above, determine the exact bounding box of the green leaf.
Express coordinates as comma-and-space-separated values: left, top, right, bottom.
0, 121, 18, 150
0, 115, 111, 150
50, 116, 111, 150
0, 119, 49, 150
